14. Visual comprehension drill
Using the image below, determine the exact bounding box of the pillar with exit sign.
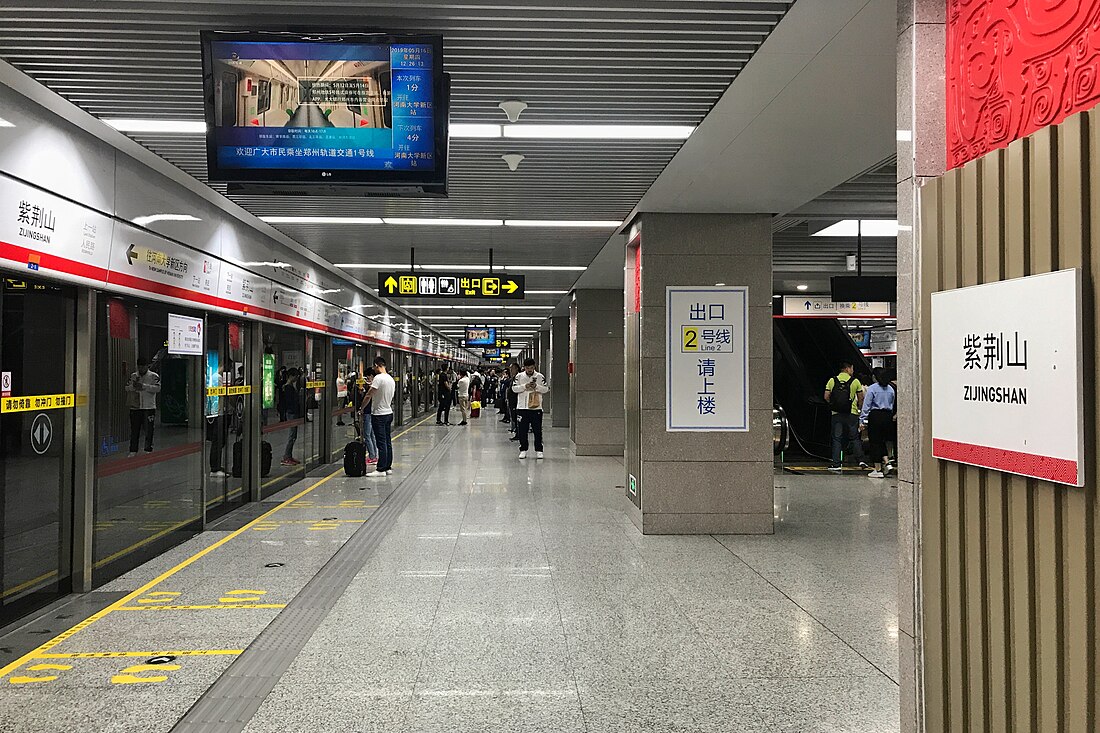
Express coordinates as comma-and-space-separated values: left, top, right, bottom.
623, 213, 774, 535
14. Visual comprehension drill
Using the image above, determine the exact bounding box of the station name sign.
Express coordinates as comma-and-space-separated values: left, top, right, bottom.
378, 272, 525, 299
931, 269, 1084, 486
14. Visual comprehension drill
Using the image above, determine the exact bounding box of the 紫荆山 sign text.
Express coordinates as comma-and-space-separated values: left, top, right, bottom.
931, 269, 1084, 487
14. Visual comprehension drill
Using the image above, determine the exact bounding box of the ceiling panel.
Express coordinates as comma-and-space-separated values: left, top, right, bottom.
0, 0, 794, 326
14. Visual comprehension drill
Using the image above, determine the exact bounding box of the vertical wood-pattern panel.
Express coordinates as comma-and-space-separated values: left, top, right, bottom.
922, 108, 1100, 732
920, 179, 947, 733
978, 149, 1009, 733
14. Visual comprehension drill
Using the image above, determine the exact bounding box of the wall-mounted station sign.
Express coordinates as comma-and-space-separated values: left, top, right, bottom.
781, 296, 891, 317
378, 272, 525, 299
931, 268, 1084, 487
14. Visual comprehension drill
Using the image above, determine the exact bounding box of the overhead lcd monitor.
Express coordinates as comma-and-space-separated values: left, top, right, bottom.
465, 327, 497, 347
200, 30, 447, 193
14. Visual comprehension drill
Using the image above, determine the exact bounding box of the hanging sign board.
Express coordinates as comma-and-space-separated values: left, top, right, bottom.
931, 268, 1084, 486
782, 296, 891, 317
378, 272, 524, 299
666, 287, 749, 432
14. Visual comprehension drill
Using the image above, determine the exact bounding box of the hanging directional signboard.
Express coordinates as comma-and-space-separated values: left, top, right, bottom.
378, 272, 525, 300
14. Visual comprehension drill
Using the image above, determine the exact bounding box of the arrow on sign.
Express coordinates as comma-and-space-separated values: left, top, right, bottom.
804, 301, 812, 310
384, 276, 398, 294
126, 244, 138, 266
503, 280, 519, 294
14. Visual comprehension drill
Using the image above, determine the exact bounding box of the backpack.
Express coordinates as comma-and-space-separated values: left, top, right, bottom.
829, 375, 856, 414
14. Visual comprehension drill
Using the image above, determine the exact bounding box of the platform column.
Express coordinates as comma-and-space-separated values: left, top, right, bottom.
569, 288, 624, 455
549, 315, 570, 428
624, 213, 773, 535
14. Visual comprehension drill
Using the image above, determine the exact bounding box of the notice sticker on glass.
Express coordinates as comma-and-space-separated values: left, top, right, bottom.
168, 313, 203, 355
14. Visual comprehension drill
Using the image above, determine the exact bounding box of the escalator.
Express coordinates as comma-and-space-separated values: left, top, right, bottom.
773, 318, 872, 458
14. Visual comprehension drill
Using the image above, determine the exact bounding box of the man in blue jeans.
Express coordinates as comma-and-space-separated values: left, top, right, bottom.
365, 356, 396, 478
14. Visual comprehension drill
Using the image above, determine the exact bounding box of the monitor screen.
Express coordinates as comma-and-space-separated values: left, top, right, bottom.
201, 31, 447, 188
465, 327, 496, 347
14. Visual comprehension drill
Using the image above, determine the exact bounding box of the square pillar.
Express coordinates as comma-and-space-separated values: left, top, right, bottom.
570, 288, 625, 455
549, 315, 570, 428
624, 213, 774, 535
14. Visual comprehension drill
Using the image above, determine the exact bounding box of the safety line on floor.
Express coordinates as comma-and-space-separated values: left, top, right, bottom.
0, 414, 437, 681
171, 427, 460, 733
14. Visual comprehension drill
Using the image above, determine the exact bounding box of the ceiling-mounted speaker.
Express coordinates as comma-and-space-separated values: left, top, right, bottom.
501, 153, 525, 171
498, 99, 528, 123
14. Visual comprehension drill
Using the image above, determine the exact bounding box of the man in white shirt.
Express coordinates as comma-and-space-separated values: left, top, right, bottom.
511, 358, 550, 459
126, 357, 161, 457
456, 370, 471, 426
365, 356, 397, 477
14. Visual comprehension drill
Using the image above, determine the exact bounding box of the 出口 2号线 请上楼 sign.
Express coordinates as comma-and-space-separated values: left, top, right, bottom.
930, 268, 1084, 487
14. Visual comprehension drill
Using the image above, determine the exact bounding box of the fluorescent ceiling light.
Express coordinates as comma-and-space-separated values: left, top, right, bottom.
796, 284, 809, 291
527, 290, 569, 295
132, 214, 199, 226
105, 118, 206, 133
505, 220, 622, 228
335, 263, 404, 269
503, 124, 693, 140
261, 216, 383, 225
0, 117, 15, 128
238, 260, 290, 269
451, 123, 502, 138
813, 219, 899, 237
504, 265, 586, 271
383, 217, 503, 226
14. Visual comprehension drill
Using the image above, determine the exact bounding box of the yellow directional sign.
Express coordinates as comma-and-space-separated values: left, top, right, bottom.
377, 272, 525, 300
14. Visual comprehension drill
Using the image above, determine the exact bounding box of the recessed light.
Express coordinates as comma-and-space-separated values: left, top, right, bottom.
714, 283, 726, 287
773, 294, 782, 299
813, 220, 899, 237
132, 214, 200, 226
383, 218, 503, 227
502, 124, 694, 140
796, 284, 809, 291
261, 216, 383, 225
105, 118, 206, 133
505, 220, 622, 228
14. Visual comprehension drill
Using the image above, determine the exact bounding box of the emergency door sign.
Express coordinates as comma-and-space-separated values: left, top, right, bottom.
666, 287, 749, 432
931, 268, 1084, 486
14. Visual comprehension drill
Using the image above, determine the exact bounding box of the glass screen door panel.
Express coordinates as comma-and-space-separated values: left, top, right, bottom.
0, 277, 75, 622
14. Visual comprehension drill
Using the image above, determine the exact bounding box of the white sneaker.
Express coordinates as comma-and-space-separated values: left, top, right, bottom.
367, 471, 388, 479
859, 461, 870, 469
127, 452, 137, 458
519, 451, 527, 459
867, 470, 885, 479
209, 470, 227, 478
884, 464, 895, 476
536, 452, 544, 460
386, 470, 393, 476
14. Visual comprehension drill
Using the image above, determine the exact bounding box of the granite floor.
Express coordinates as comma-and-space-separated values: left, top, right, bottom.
1, 414, 900, 732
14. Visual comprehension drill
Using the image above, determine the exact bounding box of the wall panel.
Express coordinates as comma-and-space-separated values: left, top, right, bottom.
921, 110, 1099, 731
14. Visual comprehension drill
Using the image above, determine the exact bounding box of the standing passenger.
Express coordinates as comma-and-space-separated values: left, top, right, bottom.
126, 357, 161, 457
860, 369, 897, 478
280, 368, 302, 467
360, 370, 378, 466
366, 357, 397, 478
436, 366, 453, 425
506, 362, 521, 439
512, 358, 550, 459
825, 361, 867, 472
456, 370, 471, 426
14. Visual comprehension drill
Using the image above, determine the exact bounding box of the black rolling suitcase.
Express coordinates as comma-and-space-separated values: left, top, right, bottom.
232, 440, 244, 478
234, 440, 273, 478
261, 440, 273, 477
344, 440, 366, 477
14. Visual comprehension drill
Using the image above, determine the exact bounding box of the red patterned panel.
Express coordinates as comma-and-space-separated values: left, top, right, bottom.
947, 0, 1100, 169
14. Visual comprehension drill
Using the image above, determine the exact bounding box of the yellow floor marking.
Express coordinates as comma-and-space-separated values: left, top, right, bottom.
115, 604, 286, 611
38, 650, 242, 659
8, 663, 73, 685
218, 589, 266, 603
136, 591, 181, 605
112, 663, 180, 684
0, 415, 436, 681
